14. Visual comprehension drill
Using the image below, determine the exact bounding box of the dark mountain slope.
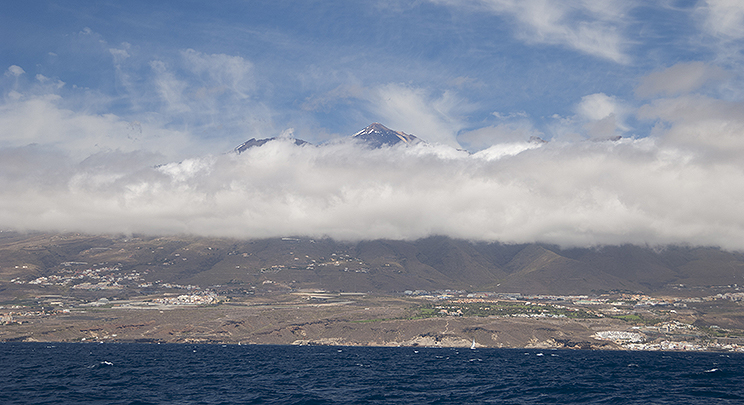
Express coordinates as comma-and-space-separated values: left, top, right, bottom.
412, 236, 507, 287
564, 245, 679, 290
498, 245, 641, 294
234, 137, 309, 154
233, 123, 420, 154
4, 232, 744, 295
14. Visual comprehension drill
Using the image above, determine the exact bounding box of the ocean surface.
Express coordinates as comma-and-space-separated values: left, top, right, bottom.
1, 343, 743, 404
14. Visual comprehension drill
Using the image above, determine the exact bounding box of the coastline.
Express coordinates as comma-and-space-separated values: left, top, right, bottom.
3, 298, 743, 353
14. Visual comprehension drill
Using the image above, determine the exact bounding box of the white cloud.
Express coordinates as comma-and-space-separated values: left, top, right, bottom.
34, 74, 65, 90
0, 94, 195, 159
2, 136, 744, 249
638, 94, 744, 158
301, 82, 365, 112
575, 92, 629, 138
109, 47, 131, 64
5, 65, 25, 77
366, 83, 467, 148
701, 0, 744, 39
137, 50, 272, 145
458, 122, 541, 151
180, 49, 254, 99
576, 93, 620, 121
635, 61, 730, 98
430, 0, 634, 63
2, 45, 274, 160
545, 93, 630, 141
149, 60, 191, 114
471, 141, 542, 160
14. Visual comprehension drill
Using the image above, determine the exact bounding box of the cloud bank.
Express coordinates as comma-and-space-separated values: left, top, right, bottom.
2, 124, 744, 250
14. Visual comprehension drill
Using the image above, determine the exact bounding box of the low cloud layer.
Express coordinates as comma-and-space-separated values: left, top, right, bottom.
2, 130, 744, 250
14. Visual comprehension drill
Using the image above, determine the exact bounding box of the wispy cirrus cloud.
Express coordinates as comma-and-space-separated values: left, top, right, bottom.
0, 91, 194, 159
145, 48, 267, 141
429, 0, 635, 63
0, 27, 276, 159
302, 81, 473, 148
638, 94, 744, 158
635, 61, 731, 98
366, 83, 470, 148
700, 0, 744, 40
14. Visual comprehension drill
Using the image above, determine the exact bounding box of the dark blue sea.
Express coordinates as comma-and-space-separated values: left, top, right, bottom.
1, 343, 743, 404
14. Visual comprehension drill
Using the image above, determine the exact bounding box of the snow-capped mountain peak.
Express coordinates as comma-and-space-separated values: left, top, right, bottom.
234, 123, 420, 153
352, 123, 421, 148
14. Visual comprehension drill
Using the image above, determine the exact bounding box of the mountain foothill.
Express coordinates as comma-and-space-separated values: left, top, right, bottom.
2, 232, 742, 296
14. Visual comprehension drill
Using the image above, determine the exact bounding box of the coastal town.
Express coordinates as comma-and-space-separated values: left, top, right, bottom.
3, 269, 744, 352
1, 233, 743, 351
413, 290, 744, 352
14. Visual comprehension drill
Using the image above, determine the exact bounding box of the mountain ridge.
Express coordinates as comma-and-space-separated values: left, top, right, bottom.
2, 232, 743, 296
234, 123, 422, 153
351, 123, 421, 148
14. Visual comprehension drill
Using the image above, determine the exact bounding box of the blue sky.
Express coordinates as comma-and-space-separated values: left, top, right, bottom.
3, 0, 740, 151
2, 1, 744, 247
